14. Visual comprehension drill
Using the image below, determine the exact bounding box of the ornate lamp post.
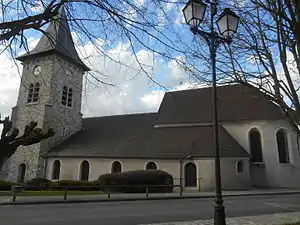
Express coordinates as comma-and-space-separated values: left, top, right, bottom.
182, 1, 240, 225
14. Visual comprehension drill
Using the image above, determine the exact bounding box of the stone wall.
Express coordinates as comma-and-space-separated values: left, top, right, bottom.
1, 53, 84, 182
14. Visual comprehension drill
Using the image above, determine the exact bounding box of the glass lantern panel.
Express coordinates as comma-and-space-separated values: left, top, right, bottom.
217, 14, 228, 35
193, 2, 206, 22
183, 4, 193, 25
227, 14, 239, 34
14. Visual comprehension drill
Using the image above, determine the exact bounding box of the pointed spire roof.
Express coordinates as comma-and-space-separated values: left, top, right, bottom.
17, 6, 89, 71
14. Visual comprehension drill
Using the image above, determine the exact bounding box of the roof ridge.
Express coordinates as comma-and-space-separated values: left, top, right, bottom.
83, 112, 156, 120
165, 83, 243, 95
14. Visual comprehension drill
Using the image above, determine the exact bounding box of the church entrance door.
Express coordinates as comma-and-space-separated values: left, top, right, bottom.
184, 162, 197, 187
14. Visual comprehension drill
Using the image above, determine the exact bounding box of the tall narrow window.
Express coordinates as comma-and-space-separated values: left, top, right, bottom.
80, 160, 90, 181
61, 86, 73, 107
67, 88, 73, 107
33, 82, 40, 102
249, 129, 263, 163
276, 129, 290, 163
27, 84, 34, 103
237, 160, 243, 173
52, 160, 61, 180
61, 86, 67, 106
111, 161, 122, 173
18, 163, 26, 183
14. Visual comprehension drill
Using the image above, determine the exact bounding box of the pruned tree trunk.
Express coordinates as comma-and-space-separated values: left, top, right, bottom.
0, 115, 54, 171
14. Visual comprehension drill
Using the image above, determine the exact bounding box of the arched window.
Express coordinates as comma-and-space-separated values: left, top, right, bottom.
27, 84, 34, 103
33, 82, 40, 102
51, 160, 61, 180
61, 86, 68, 105
145, 161, 157, 170
111, 161, 122, 173
80, 160, 90, 181
67, 88, 73, 107
184, 162, 197, 187
18, 163, 26, 183
276, 129, 290, 163
249, 129, 263, 163
237, 160, 243, 173
61, 86, 73, 107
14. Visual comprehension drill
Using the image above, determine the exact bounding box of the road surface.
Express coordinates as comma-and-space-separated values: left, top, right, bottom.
1, 194, 300, 225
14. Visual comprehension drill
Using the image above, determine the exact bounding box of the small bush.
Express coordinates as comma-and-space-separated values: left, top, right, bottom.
97, 170, 173, 193
23, 178, 53, 190
0, 180, 17, 191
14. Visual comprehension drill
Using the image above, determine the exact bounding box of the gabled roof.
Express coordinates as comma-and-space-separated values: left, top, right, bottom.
16, 6, 89, 71
156, 83, 285, 124
45, 113, 248, 159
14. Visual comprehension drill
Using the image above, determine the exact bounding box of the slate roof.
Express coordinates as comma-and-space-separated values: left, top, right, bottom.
45, 84, 287, 159
46, 113, 249, 158
156, 83, 285, 124
16, 6, 89, 71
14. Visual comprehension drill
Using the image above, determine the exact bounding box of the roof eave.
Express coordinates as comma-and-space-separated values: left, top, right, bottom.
16, 50, 90, 71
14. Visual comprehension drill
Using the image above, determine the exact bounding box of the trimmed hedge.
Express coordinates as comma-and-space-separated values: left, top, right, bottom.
97, 170, 174, 193
23, 178, 53, 190
0, 181, 17, 191
52, 180, 100, 191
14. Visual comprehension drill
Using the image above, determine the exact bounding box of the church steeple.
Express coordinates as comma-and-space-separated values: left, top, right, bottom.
17, 5, 89, 71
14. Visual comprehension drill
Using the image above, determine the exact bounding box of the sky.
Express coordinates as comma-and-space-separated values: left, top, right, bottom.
0, 0, 204, 120
1, 0, 298, 122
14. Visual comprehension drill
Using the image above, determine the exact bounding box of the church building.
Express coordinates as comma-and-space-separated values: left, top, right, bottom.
2, 6, 300, 191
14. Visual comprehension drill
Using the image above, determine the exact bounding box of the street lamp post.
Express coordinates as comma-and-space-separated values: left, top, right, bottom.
182, 1, 240, 225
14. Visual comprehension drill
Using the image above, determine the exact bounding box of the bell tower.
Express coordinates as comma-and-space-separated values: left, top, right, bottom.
3, 6, 89, 182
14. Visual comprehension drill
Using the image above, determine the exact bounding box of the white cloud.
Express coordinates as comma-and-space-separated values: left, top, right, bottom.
30, 0, 46, 13
135, 0, 145, 6
0, 32, 200, 126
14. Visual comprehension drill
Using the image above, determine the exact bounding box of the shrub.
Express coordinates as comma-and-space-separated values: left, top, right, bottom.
97, 170, 173, 193
23, 178, 53, 190
0, 180, 17, 191
53, 180, 101, 191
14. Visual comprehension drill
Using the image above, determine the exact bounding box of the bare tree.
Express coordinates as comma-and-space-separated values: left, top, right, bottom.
193, 0, 300, 134
0, 115, 54, 171
0, 0, 192, 87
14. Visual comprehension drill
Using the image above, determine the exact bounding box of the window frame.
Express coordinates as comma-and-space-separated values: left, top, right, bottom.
276, 128, 290, 164
248, 128, 264, 163
145, 161, 158, 170
61, 86, 73, 108
51, 160, 61, 180
111, 161, 122, 173
236, 160, 244, 174
79, 160, 90, 181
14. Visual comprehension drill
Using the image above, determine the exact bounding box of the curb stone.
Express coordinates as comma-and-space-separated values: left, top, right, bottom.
1, 190, 300, 206
139, 211, 300, 225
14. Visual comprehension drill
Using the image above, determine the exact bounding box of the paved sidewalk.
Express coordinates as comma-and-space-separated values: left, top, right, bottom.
140, 212, 300, 225
2, 188, 300, 205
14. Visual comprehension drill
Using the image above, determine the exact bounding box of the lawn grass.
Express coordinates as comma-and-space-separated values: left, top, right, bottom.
0, 190, 103, 196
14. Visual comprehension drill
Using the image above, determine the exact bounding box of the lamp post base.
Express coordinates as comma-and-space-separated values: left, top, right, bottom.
214, 200, 226, 225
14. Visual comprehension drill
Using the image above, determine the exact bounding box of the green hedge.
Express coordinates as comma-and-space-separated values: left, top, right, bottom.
97, 170, 174, 193
0, 181, 17, 191
52, 180, 101, 191
23, 178, 53, 190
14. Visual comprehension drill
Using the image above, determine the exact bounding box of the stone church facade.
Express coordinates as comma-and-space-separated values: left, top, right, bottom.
2, 6, 300, 191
